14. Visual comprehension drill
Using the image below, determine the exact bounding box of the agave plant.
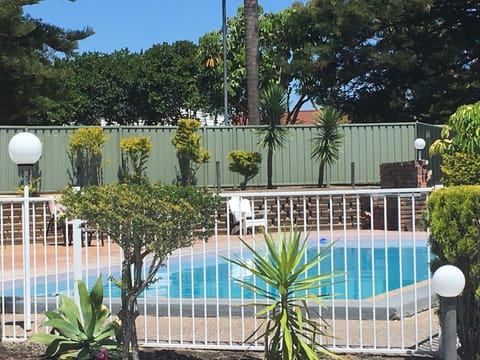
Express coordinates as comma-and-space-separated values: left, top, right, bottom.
30, 276, 120, 360
226, 230, 341, 360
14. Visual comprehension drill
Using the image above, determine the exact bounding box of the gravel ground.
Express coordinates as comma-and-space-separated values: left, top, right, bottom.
0, 341, 435, 359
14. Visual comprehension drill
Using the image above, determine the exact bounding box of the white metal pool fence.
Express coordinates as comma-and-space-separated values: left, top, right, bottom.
0, 187, 438, 356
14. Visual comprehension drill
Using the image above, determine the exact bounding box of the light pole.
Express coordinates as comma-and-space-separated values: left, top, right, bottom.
414, 137, 426, 161
8, 132, 42, 331
432, 264, 466, 360
222, 0, 229, 125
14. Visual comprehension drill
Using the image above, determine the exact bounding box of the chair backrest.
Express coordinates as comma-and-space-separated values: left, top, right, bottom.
227, 196, 254, 221
48, 200, 65, 218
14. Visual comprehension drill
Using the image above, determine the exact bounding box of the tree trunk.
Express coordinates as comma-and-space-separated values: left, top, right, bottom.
318, 159, 326, 187
267, 147, 273, 189
119, 262, 140, 360
244, 0, 260, 125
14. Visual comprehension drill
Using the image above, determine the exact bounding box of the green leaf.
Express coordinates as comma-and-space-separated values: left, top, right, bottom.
57, 294, 81, 326
30, 332, 64, 345
44, 318, 82, 340
78, 280, 93, 334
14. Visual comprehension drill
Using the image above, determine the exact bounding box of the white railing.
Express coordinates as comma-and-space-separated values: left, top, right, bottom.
0, 187, 438, 356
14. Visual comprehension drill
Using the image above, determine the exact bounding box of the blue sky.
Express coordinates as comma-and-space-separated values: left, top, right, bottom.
25, 0, 305, 54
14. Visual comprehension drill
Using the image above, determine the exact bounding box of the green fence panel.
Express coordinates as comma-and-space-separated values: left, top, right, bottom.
0, 123, 442, 193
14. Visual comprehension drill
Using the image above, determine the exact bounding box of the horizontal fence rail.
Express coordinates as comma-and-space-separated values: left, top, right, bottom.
0, 187, 438, 355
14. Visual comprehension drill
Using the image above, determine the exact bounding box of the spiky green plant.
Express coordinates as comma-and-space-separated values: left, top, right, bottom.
30, 276, 120, 360
258, 82, 290, 189
225, 230, 341, 360
311, 106, 345, 187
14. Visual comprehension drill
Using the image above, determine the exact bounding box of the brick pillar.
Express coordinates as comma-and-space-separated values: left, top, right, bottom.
380, 160, 428, 188
363, 160, 428, 230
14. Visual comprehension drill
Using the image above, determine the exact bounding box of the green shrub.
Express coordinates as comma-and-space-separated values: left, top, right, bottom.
441, 152, 480, 185
227, 150, 262, 189
426, 186, 480, 359
120, 136, 152, 183
171, 119, 210, 185
30, 276, 120, 359
225, 230, 341, 360
69, 127, 108, 186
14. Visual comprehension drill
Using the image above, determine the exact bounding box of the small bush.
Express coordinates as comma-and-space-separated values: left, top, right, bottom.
426, 185, 480, 359
120, 136, 152, 183
227, 150, 262, 189
171, 119, 210, 185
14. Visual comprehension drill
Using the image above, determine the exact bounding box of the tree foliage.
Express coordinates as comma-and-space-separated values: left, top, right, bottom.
0, 0, 92, 125
430, 100, 480, 156
227, 150, 262, 189
426, 186, 480, 360
120, 136, 152, 183
289, 0, 480, 124
258, 83, 290, 188
311, 106, 345, 187
171, 119, 211, 185
69, 127, 108, 186
61, 181, 220, 360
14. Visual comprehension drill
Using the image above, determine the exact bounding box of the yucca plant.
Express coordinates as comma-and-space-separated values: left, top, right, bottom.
311, 106, 345, 187
258, 82, 290, 189
226, 230, 341, 360
30, 276, 120, 360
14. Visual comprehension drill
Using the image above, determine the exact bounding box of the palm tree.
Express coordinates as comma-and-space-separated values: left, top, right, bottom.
258, 83, 289, 188
311, 106, 345, 187
244, 0, 260, 124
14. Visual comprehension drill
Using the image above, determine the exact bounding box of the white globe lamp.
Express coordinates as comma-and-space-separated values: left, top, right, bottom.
432, 264, 465, 297
414, 137, 426, 161
8, 132, 42, 166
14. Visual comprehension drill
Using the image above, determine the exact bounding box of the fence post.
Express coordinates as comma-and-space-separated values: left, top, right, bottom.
72, 219, 83, 307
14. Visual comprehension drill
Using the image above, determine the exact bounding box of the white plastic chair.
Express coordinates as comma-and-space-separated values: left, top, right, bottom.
227, 196, 267, 234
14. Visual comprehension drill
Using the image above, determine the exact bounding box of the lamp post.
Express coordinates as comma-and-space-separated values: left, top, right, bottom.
8, 132, 42, 331
432, 264, 466, 360
414, 137, 426, 161
222, 0, 229, 125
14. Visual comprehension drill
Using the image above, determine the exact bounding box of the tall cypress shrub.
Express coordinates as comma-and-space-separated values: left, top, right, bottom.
426, 185, 480, 359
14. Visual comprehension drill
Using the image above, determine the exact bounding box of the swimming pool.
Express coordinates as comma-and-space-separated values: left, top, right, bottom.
5, 240, 431, 301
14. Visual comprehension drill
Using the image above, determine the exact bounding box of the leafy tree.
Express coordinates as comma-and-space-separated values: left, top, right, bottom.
287, 0, 480, 124
171, 119, 211, 185
0, 0, 92, 125
52, 42, 200, 125
258, 83, 290, 188
430, 100, 480, 156
311, 106, 345, 187
227, 150, 262, 189
141, 41, 201, 125
199, 6, 305, 124
61, 181, 220, 360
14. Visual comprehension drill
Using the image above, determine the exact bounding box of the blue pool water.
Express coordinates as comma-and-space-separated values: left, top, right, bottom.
6, 243, 430, 301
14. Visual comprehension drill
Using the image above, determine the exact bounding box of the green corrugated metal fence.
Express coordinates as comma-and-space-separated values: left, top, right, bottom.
0, 123, 442, 193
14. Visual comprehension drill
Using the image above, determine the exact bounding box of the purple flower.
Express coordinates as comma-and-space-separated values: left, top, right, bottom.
96, 348, 109, 360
